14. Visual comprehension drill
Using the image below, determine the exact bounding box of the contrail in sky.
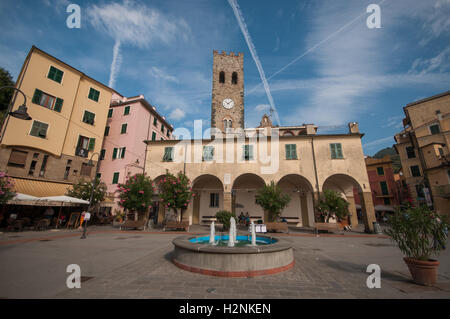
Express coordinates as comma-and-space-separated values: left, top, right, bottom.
227, 0, 281, 126
109, 39, 122, 88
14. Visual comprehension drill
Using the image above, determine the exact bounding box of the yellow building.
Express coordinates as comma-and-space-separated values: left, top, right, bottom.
144, 51, 377, 232
394, 91, 450, 216
0, 46, 116, 195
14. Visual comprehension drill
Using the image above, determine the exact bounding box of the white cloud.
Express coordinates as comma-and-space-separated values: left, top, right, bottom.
255, 104, 270, 112
409, 46, 450, 75
149, 67, 179, 83
87, 1, 191, 89
87, 1, 191, 48
169, 108, 186, 121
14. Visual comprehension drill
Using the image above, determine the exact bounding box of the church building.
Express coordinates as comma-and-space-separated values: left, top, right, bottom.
144, 50, 377, 232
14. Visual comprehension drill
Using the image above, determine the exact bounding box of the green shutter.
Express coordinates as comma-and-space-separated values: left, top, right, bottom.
121, 147, 126, 158
108, 109, 113, 118
104, 126, 110, 136
112, 172, 119, 184
100, 149, 106, 160
163, 147, 173, 161
54, 98, 63, 112
113, 148, 118, 159
89, 88, 100, 102
121, 123, 127, 134
248, 145, 253, 160
285, 144, 291, 159
153, 117, 157, 126
377, 167, 384, 176
291, 144, 297, 159
48, 67, 56, 81
32, 89, 43, 104
55, 69, 63, 83
124, 106, 130, 115
88, 138, 95, 151
330, 144, 337, 159
380, 181, 389, 195
30, 121, 48, 138
152, 132, 156, 141
336, 143, 343, 158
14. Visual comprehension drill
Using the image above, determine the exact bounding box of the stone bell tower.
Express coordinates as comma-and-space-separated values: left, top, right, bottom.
211, 50, 244, 135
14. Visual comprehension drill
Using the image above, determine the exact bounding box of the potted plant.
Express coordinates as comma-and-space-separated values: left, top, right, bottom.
255, 181, 291, 222
385, 205, 449, 286
215, 210, 235, 231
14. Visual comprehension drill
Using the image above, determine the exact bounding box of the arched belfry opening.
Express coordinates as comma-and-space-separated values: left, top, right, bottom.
232, 72, 238, 84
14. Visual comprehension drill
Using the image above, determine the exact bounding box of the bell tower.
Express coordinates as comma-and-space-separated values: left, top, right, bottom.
211, 50, 244, 135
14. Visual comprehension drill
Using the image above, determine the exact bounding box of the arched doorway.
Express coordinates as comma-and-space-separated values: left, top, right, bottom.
192, 174, 224, 224
322, 174, 376, 232
277, 174, 314, 226
232, 173, 266, 221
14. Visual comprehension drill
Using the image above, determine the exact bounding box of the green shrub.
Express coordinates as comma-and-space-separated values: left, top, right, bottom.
318, 189, 349, 222
255, 181, 291, 222
385, 205, 449, 261
215, 210, 236, 231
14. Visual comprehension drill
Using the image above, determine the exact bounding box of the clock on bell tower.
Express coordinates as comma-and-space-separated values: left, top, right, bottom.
211, 50, 244, 135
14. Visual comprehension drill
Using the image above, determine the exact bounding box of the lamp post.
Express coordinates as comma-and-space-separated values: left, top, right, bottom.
81, 152, 100, 239
0, 86, 32, 143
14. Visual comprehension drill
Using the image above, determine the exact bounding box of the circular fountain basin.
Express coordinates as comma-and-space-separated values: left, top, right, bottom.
172, 234, 294, 277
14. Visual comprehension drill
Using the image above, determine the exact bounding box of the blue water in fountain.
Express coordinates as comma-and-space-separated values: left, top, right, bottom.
189, 235, 276, 246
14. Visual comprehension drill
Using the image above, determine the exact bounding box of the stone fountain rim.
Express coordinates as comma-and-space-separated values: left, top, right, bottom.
172, 234, 293, 254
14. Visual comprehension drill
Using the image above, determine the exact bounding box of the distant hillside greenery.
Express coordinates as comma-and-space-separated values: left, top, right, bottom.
373, 147, 402, 173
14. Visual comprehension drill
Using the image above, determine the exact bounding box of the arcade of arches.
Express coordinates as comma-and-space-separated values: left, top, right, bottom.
150, 172, 376, 232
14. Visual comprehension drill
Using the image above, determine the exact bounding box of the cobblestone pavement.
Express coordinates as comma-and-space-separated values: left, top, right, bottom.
0, 226, 449, 299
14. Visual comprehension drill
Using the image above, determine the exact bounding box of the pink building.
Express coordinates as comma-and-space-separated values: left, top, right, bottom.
98, 93, 173, 213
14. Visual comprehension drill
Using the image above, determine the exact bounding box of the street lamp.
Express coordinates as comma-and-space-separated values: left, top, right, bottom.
0, 86, 32, 143
81, 152, 100, 239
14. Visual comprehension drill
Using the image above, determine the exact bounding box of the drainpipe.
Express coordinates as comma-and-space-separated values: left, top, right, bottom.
311, 136, 320, 217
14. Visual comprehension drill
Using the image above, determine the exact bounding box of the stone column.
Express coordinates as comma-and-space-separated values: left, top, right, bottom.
346, 196, 358, 227
184, 200, 194, 225
223, 192, 232, 213
361, 192, 376, 233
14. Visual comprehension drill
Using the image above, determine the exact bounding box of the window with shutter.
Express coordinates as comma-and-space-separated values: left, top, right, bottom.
7, 149, 28, 167
429, 124, 440, 135
285, 144, 297, 160
124, 106, 130, 115
108, 109, 113, 118
88, 138, 95, 151
377, 167, 384, 176
121, 123, 127, 134
112, 172, 120, 184
411, 165, 421, 177
112, 148, 118, 159
32, 89, 43, 104
380, 181, 389, 195
243, 145, 253, 160
30, 121, 48, 138
47, 66, 64, 83
152, 132, 156, 141
80, 163, 92, 177
104, 126, 110, 136
88, 88, 100, 102
163, 147, 173, 161
83, 111, 95, 125
100, 149, 106, 160
153, 117, 157, 126
203, 146, 214, 161
54, 98, 63, 112
210, 193, 219, 207
330, 143, 343, 159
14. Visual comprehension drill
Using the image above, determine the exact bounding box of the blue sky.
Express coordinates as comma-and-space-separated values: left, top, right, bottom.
0, 0, 449, 155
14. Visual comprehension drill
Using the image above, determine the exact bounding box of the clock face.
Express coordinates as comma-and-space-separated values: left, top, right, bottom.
222, 98, 234, 109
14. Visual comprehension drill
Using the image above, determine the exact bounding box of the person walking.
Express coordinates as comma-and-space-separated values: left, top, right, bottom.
80, 211, 91, 239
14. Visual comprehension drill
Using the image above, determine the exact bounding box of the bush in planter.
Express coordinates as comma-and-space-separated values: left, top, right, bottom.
384, 205, 449, 286
255, 181, 291, 222
215, 210, 236, 231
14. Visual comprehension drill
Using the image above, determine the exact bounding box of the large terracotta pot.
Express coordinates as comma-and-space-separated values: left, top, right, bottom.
403, 257, 439, 286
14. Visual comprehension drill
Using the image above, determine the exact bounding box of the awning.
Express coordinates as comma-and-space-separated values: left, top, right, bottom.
11, 177, 73, 197
38, 196, 90, 205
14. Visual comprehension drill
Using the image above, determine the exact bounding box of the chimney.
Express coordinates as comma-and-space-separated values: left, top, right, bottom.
348, 122, 359, 134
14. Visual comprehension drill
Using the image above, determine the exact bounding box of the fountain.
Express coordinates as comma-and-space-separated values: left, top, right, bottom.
172, 217, 294, 277
228, 217, 236, 247
250, 221, 256, 246
209, 221, 215, 244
